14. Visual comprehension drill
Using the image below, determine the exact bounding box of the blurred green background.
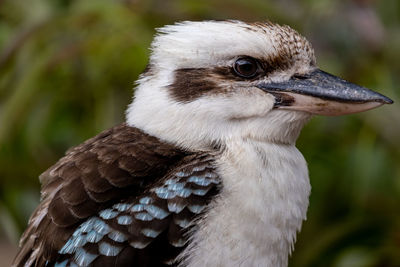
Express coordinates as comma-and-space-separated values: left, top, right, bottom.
0, 0, 399, 266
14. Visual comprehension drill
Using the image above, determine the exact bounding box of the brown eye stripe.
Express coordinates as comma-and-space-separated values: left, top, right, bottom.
168, 68, 221, 103
167, 51, 300, 103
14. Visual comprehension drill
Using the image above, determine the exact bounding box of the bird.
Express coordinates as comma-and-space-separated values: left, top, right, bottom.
13, 20, 393, 267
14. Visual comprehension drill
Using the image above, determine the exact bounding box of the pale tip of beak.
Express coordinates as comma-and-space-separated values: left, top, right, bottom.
277, 93, 391, 116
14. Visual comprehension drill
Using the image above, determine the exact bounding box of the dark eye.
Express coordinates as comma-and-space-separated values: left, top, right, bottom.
233, 57, 259, 78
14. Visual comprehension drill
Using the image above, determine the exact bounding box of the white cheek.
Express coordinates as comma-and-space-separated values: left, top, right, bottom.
127, 81, 276, 150
217, 89, 275, 120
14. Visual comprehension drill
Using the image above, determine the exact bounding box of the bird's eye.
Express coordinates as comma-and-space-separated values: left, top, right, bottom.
233, 57, 259, 79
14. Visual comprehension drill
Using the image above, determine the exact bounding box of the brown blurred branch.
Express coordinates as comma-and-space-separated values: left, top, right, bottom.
0, 20, 48, 70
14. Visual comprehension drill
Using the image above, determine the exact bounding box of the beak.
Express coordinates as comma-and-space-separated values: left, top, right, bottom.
257, 69, 393, 116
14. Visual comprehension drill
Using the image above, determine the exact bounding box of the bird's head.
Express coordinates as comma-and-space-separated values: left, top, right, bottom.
127, 20, 392, 149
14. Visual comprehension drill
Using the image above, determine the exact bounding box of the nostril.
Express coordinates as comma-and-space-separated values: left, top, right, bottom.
292, 74, 309, 80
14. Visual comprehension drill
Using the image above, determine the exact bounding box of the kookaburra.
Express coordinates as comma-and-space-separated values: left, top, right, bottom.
14, 20, 392, 267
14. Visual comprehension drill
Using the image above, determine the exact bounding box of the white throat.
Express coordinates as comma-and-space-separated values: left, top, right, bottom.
178, 138, 311, 267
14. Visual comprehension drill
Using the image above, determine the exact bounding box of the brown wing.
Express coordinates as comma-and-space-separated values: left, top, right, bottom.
52, 153, 220, 266
13, 123, 193, 266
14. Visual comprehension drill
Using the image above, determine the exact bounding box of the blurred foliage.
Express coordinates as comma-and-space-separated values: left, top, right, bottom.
0, 0, 399, 266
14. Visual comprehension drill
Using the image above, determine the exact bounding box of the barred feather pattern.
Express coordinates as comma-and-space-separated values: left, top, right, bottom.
55, 154, 220, 266
13, 124, 221, 267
